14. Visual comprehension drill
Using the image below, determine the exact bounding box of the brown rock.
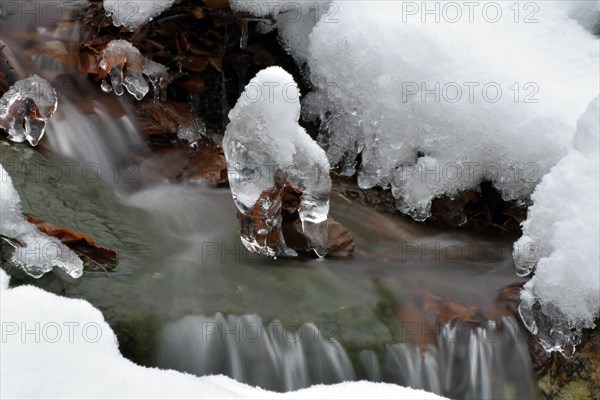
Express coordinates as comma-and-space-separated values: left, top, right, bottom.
326, 218, 355, 258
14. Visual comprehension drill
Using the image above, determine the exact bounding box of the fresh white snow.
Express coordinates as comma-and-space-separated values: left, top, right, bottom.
0, 268, 446, 399
104, 0, 176, 31
514, 97, 600, 355
223, 67, 331, 257
0, 164, 83, 279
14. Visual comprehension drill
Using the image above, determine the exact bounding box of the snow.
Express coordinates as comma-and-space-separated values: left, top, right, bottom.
236, 1, 599, 220
0, 164, 83, 279
100, 40, 168, 101
0, 268, 446, 399
223, 67, 331, 257
513, 97, 600, 356
104, 0, 176, 31
563, 0, 600, 33
0, 75, 58, 146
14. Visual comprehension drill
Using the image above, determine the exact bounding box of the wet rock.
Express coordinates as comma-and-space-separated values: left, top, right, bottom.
0, 45, 17, 96
236, 174, 354, 258
534, 323, 600, 399
326, 219, 355, 258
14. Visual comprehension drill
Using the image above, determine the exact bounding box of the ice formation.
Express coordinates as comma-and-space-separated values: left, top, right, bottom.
100, 40, 168, 101
235, 1, 599, 220
0, 75, 58, 146
223, 67, 331, 257
513, 97, 600, 356
177, 118, 206, 149
104, 0, 176, 31
0, 164, 83, 279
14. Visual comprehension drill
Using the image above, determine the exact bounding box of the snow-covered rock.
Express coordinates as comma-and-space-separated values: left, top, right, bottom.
0, 268, 446, 399
513, 97, 600, 356
0, 75, 57, 146
104, 0, 176, 31
0, 164, 83, 279
224, 67, 331, 257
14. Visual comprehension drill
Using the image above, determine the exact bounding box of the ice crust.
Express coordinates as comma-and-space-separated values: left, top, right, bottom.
0, 164, 83, 279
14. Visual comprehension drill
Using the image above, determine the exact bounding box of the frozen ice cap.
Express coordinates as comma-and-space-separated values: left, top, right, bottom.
224, 67, 331, 257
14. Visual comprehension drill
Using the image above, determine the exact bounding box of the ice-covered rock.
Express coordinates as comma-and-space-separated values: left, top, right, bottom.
104, 0, 176, 31
0, 75, 57, 146
513, 97, 600, 356
100, 40, 168, 101
239, 1, 599, 220
0, 164, 83, 279
224, 67, 331, 257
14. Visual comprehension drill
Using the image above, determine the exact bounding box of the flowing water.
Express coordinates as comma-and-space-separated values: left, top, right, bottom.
0, 2, 537, 398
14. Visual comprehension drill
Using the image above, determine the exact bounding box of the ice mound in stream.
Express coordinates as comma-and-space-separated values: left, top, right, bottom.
104, 0, 176, 31
224, 67, 331, 257
100, 40, 168, 101
236, 1, 599, 220
0, 75, 57, 146
513, 97, 600, 356
0, 164, 83, 279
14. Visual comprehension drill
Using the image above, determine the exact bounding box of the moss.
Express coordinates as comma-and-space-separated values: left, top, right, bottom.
556, 381, 593, 400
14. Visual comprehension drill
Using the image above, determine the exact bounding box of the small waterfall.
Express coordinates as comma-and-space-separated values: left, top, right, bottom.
45, 98, 145, 174
156, 313, 356, 392
157, 314, 535, 398
360, 316, 536, 399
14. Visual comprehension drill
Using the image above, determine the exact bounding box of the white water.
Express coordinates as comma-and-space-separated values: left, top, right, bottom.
157, 314, 355, 392
156, 313, 535, 397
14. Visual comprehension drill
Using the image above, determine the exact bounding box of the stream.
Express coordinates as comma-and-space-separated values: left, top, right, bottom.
0, 1, 537, 398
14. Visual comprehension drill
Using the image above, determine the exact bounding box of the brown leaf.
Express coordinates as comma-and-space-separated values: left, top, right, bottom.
26, 215, 117, 263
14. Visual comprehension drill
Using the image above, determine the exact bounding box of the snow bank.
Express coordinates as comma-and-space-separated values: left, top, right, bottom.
224, 67, 331, 257
235, 1, 599, 220
0, 268, 445, 399
0, 164, 83, 279
104, 0, 176, 31
513, 97, 600, 356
